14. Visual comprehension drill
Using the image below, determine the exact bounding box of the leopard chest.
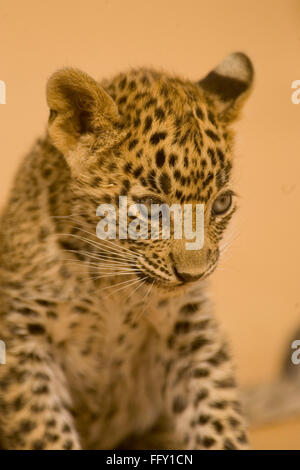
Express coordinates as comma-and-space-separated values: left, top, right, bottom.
49, 295, 166, 448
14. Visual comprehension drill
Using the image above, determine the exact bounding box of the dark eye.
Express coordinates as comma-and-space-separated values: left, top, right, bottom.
212, 191, 233, 215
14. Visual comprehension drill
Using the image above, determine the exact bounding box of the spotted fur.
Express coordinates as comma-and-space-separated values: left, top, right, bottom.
0, 53, 253, 449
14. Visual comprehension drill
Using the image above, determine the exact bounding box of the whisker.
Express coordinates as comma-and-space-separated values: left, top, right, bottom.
63, 246, 135, 263
134, 280, 155, 322
62, 258, 137, 269
72, 224, 139, 254
62, 249, 137, 265
52, 212, 142, 259
102, 277, 147, 299
65, 263, 140, 273
89, 271, 139, 280
50, 213, 88, 220
57, 217, 141, 259
125, 278, 147, 303
100, 276, 141, 292
76, 269, 139, 297
58, 233, 138, 260
76, 225, 142, 258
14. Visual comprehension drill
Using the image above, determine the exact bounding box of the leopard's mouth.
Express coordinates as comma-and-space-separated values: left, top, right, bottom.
136, 260, 218, 288
135, 268, 180, 287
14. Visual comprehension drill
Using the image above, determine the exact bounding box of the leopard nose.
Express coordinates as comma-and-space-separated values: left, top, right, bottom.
173, 266, 202, 283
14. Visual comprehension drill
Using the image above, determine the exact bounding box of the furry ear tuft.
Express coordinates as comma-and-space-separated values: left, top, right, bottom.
46, 67, 119, 155
198, 52, 254, 122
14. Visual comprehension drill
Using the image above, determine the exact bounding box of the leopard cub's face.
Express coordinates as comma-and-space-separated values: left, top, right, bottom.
47, 53, 253, 290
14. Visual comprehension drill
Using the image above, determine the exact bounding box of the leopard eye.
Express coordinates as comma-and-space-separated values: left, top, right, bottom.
212, 191, 233, 216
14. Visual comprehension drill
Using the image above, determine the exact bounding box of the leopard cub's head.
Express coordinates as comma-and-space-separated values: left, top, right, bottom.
47, 53, 253, 291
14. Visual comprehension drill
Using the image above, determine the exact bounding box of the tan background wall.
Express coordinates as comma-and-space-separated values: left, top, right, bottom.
1, 0, 300, 448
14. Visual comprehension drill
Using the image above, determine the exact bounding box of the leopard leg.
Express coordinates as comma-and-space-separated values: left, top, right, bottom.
0, 301, 81, 450
162, 298, 249, 450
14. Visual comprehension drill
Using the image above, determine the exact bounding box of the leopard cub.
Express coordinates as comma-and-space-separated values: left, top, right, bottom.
0, 52, 253, 450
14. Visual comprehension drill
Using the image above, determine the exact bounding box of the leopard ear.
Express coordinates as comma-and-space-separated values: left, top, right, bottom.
46, 67, 120, 155
198, 52, 254, 122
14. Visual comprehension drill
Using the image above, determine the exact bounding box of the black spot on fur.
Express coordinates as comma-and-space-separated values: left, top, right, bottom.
150, 132, 167, 145
155, 107, 165, 121
179, 336, 209, 356
208, 346, 229, 366
143, 116, 152, 134
212, 420, 224, 434
202, 436, 216, 448
173, 169, 180, 181
168, 153, 178, 167
124, 162, 132, 174
145, 97, 157, 109
203, 171, 214, 188
179, 302, 200, 315
133, 166, 143, 178
155, 149, 166, 168
159, 172, 171, 194
122, 179, 131, 191
32, 439, 45, 450
207, 148, 217, 166
46, 419, 56, 428
224, 438, 237, 450
33, 385, 49, 395
31, 404, 46, 413
128, 139, 138, 151
19, 419, 37, 434
62, 423, 71, 433
119, 77, 127, 90
217, 148, 225, 165
208, 110, 216, 126
196, 107, 204, 120
173, 395, 188, 413
237, 432, 248, 444
205, 129, 220, 142
17, 307, 38, 317
198, 414, 210, 425
174, 319, 209, 335
62, 439, 74, 450
28, 323, 45, 335
210, 400, 228, 410
194, 389, 209, 407
118, 95, 127, 105
128, 80, 136, 91
103, 194, 112, 203
36, 299, 56, 308
14, 394, 25, 411
228, 416, 240, 428
214, 377, 236, 388
193, 368, 209, 378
